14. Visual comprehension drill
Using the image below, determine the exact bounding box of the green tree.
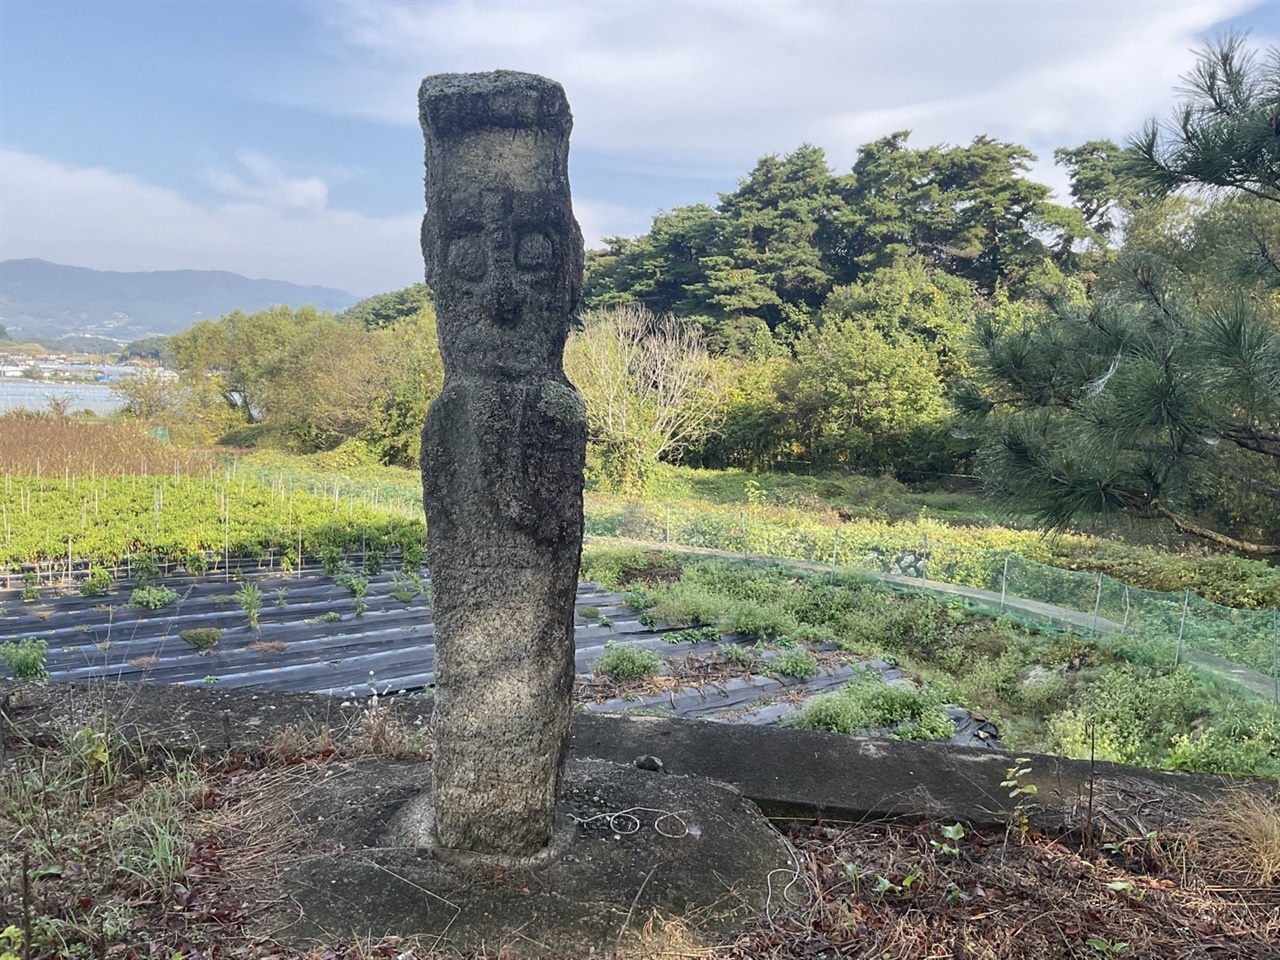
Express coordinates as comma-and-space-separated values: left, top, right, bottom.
342, 283, 434, 329
1053, 139, 1143, 242
1126, 33, 1280, 291
964, 36, 1280, 551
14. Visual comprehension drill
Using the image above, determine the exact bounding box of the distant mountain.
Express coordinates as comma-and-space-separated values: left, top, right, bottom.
0, 260, 359, 342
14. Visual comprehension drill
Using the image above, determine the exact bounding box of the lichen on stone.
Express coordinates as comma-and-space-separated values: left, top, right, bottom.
537, 380, 585, 424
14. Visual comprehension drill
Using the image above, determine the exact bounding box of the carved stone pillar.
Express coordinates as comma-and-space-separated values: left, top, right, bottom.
418, 70, 586, 857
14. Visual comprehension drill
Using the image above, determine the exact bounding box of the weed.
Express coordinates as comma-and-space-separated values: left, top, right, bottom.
274, 587, 287, 606
1001, 757, 1038, 841
249, 640, 288, 654
772, 647, 820, 679
664, 625, 720, 644
592, 641, 661, 680
1085, 937, 1129, 955
179, 627, 221, 653
577, 605, 600, 620
932, 822, 965, 856
336, 570, 369, 615
721, 643, 755, 665
638, 610, 657, 628
793, 669, 953, 741
0, 637, 48, 679
128, 585, 178, 609
598, 614, 614, 629
1194, 790, 1280, 886
235, 581, 263, 628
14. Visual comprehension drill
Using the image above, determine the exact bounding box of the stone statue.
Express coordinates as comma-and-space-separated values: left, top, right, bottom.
418, 70, 587, 858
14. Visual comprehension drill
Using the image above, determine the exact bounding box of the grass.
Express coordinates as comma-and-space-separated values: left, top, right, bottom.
793, 669, 954, 740
592, 641, 662, 680
5, 700, 1275, 958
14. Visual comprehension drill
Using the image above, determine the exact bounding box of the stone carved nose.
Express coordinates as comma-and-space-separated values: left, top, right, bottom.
483, 275, 519, 326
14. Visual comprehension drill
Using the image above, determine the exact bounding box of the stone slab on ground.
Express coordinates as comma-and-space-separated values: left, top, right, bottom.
1, 679, 1257, 841
271, 757, 794, 956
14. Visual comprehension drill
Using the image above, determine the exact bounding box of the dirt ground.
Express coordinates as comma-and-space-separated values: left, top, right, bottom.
2, 679, 1278, 958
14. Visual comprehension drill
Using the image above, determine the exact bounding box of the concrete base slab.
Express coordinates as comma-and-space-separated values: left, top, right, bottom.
272, 757, 796, 956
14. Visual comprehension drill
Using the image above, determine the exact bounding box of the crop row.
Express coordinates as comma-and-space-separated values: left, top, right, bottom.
0, 470, 424, 573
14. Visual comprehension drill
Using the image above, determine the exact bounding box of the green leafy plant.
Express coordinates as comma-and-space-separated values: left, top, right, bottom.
1001, 757, 1038, 841
20, 571, 38, 601
592, 641, 661, 680
664, 625, 719, 644
1085, 936, 1129, 956
793, 669, 953, 741
772, 647, 820, 679
576, 605, 600, 620
336, 570, 369, 615
128, 585, 178, 610
0, 637, 49, 679
932, 822, 965, 856
79, 565, 112, 597
235, 582, 262, 628
598, 614, 614, 629
179, 628, 221, 654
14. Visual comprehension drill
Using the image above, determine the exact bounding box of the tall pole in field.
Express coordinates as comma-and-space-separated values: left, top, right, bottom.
419, 71, 587, 858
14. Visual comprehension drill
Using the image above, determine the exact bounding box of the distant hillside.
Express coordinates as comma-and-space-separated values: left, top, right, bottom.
0, 260, 358, 341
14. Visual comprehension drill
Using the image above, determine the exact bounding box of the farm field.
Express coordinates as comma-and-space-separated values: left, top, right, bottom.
2, 422, 1278, 778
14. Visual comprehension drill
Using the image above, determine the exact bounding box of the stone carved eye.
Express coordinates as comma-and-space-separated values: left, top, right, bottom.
516, 232, 553, 270
446, 236, 487, 282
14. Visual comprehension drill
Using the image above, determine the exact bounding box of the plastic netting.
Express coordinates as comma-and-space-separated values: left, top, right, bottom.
584, 500, 1280, 702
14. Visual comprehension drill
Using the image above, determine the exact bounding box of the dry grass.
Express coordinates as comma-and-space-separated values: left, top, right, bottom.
348, 697, 430, 758
724, 815, 1280, 960
1191, 788, 1280, 887
0, 411, 211, 475
249, 640, 289, 655
616, 910, 718, 959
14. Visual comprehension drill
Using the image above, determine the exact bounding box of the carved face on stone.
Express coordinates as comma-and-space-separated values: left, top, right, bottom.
420, 72, 583, 379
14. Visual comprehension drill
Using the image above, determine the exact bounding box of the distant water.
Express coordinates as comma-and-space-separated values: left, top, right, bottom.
0, 380, 122, 415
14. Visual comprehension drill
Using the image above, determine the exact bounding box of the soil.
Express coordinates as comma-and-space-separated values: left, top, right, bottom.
2, 679, 1278, 958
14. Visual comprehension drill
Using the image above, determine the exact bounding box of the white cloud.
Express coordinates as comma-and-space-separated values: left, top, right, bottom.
572, 197, 655, 248
0, 150, 421, 295
204, 151, 329, 211
283, 0, 1266, 198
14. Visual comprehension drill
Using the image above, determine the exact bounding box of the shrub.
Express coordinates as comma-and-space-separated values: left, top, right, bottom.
650, 581, 728, 626
722, 600, 799, 640
0, 637, 48, 679
580, 546, 650, 589
1165, 705, 1280, 777
80, 565, 112, 597
793, 670, 953, 741
128, 585, 178, 610
592, 641, 661, 681
179, 628, 221, 653
772, 647, 820, 679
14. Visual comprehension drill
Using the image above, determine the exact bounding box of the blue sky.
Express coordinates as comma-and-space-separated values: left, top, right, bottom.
1, 0, 1276, 297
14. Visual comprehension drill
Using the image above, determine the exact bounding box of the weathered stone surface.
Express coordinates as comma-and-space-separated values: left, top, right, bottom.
277, 757, 795, 956
418, 70, 587, 857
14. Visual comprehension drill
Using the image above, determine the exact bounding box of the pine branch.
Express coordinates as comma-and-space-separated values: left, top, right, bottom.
1151, 500, 1280, 554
